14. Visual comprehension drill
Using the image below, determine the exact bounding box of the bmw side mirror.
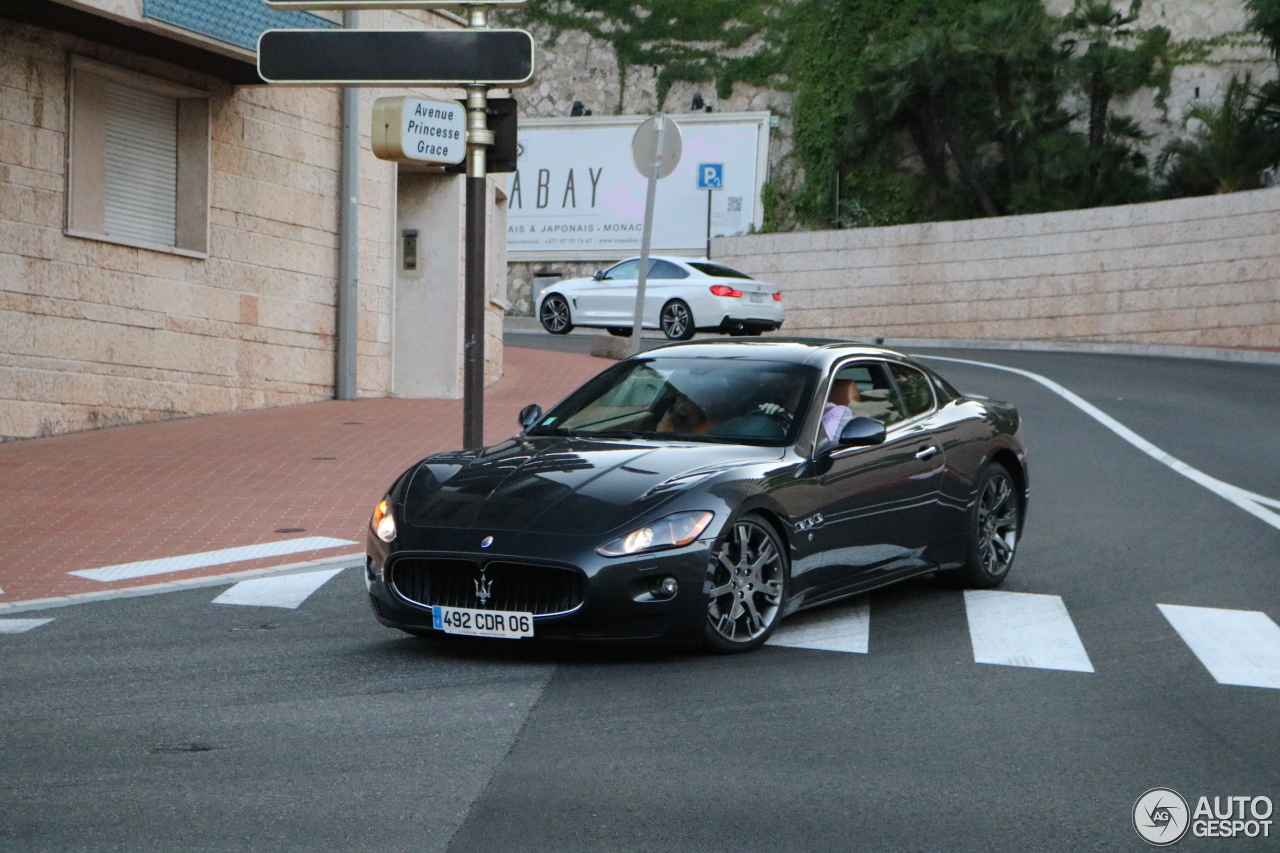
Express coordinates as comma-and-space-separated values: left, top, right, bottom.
592, 270, 605, 281
837, 416, 886, 447
518, 403, 543, 431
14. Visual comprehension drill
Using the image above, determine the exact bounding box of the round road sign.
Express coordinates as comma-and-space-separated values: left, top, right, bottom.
631, 115, 683, 179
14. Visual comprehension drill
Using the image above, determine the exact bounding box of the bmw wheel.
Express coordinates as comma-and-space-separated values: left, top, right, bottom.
941, 463, 1020, 588
660, 300, 695, 340
704, 515, 788, 653
539, 294, 573, 335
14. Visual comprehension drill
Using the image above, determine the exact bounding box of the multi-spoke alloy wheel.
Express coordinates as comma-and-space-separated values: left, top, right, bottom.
704, 516, 787, 652
539, 295, 573, 335
941, 463, 1020, 589
660, 300, 695, 340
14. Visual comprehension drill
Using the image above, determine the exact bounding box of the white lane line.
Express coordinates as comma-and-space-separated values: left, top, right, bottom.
964, 590, 1094, 673
211, 567, 345, 610
69, 537, 357, 582
0, 618, 55, 634
917, 355, 1280, 530
1158, 604, 1280, 689
768, 599, 870, 653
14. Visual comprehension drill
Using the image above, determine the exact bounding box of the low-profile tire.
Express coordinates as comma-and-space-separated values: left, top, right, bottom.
539, 294, 573, 335
606, 326, 633, 337
939, 462, 1020, 589
660, 299, 696, 340
703, 514, 789, 653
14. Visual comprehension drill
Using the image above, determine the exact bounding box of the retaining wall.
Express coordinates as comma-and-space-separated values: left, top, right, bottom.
714, 188, 1280, 349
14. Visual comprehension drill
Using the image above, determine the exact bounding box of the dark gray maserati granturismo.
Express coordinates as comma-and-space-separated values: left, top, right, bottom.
364, 340, 1027, 653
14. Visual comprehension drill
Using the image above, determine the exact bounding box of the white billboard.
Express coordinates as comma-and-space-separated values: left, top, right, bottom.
505, 112, 770, 262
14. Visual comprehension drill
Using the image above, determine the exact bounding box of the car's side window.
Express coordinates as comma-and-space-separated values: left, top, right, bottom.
820, 361, 904, 444
888, 363, 936, 419
649, 260, 690, 279
604, 260, 640, 280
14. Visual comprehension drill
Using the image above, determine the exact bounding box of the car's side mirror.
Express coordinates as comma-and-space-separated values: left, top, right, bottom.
592, 270, 605, 281
518, 403, 543, 431
837, 416, 886, 447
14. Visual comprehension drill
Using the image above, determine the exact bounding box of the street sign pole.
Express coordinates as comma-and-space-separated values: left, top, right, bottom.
462, 8, 495, 448
630, 115, 665, 356
706, 190, 712, 259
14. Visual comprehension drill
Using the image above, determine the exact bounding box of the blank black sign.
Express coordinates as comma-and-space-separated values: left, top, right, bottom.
258, 29, 534, 85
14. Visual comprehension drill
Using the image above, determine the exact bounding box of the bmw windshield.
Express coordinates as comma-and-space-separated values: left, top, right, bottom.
528, 357, 819, 446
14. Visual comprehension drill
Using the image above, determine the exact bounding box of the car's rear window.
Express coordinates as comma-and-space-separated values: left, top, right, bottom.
688, 262, 754, 280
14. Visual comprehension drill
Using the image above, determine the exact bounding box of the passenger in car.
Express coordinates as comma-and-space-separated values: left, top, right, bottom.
821, 378, 861, 441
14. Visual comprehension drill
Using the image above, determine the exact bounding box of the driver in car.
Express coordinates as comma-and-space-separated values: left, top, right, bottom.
820, 378, 862, 441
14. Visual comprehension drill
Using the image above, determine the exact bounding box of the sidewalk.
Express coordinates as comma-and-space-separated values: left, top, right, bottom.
0, 346, 607, 607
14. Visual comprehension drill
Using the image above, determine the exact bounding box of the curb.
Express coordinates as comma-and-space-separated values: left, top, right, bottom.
0, 552, 365, 616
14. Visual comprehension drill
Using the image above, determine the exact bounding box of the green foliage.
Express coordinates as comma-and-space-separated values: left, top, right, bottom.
1246, 0, 1280, 58
511, 0, 780, 113
1159, 75, 1280, 196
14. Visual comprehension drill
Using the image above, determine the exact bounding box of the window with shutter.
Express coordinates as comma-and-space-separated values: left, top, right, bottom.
102, 81, 178, 247
66, 58, 209, 257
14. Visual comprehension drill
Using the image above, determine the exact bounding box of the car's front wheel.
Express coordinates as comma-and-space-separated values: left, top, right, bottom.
941, 462, 1020, 588
704, 514, 788, 653
660, 299, 696, 340
539, 294, 573, 335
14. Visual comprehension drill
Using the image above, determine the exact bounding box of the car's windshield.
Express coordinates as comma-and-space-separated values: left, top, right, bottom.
529, 357, 819, 446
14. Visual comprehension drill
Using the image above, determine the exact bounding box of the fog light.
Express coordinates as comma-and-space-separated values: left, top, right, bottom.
659, 576, 678, 596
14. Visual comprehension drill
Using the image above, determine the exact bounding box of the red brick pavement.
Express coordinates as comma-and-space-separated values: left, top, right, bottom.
0, 347, 608, 604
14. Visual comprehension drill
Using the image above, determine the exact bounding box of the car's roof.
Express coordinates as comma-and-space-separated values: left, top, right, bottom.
637, 338, 916, 367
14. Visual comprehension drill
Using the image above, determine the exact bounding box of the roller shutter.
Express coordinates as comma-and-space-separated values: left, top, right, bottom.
102, 80, 178, 247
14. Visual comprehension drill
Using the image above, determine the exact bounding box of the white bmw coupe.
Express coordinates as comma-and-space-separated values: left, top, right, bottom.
535, 256, 785, 340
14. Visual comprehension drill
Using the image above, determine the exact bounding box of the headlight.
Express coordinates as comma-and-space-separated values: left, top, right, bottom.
370, 498, 397, 543
597, 511, 714, 557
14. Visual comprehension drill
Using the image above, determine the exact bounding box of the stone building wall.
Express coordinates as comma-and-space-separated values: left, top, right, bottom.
714, 186, 1280, 349
0, 9, 504, 441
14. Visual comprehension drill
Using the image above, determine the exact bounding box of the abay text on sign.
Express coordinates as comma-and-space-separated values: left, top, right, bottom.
372, 97, 465, 165
505, 113, 771, 261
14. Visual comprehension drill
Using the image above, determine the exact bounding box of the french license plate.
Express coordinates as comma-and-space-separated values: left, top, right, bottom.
432, 605, 534, 639
750, 293, 764, 303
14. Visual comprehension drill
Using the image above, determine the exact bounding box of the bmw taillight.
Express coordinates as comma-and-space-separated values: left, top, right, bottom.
773, 292, 783, 301
709, 285, 743, 297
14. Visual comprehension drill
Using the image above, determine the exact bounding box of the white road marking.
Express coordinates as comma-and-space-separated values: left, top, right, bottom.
917, 355, 1280, 530
211, 567, 345, 610
769, 599, 870, 653
0, 618, 55, 634
1158, 604, 1280, 689
964, 590, 1094, 673
68, 537, 357, 582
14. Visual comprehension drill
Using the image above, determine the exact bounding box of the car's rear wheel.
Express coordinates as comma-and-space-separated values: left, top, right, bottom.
539, 294, 573, 335
940, 462, 1020, 588
606, 326, 633, 337
660, 299, 696, 340
704, 515, 788, 653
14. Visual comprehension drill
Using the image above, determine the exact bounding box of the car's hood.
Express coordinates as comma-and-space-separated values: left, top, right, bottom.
400, 437, 775, 536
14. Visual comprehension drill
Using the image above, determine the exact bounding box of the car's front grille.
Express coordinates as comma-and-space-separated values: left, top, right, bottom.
389, 557, 585, 616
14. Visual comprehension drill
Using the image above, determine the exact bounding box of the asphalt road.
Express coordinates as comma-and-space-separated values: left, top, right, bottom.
3, 337, 1278, 852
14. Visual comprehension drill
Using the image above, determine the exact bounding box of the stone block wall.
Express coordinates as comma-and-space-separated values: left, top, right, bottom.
0, 9, 504, 441
714, 188, 1280, 349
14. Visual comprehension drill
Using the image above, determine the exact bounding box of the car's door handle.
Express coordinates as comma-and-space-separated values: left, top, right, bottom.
914, 446, 939, 460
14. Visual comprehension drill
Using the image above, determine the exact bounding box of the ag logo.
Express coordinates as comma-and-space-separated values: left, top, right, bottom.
1134, 788, 1190, 846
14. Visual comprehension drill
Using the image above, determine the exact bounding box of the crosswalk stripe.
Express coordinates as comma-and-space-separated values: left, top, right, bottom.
1157, 604, 1280, 689
211, 567, 345, 610
69, 537, 357, 582
769, 598, 869, 653
964, 590, 1094, 673
0, 618, 55, 634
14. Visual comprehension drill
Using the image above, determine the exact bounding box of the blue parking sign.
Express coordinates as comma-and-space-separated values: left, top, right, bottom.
697, 163, 724, 190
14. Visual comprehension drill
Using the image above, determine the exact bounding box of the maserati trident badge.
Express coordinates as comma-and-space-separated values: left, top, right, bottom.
474, 569, 493, 605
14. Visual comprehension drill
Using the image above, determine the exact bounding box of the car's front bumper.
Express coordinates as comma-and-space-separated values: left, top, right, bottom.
365, 528, 713, 644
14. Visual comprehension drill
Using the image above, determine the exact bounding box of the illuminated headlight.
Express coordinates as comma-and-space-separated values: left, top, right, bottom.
370, 498, 397, 543
597, 511, 714, 557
